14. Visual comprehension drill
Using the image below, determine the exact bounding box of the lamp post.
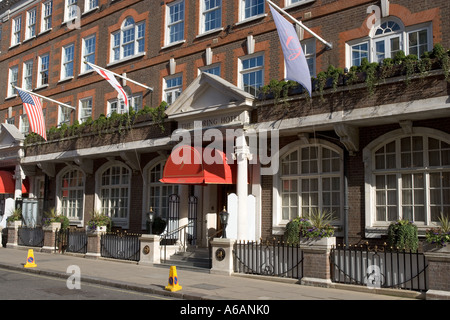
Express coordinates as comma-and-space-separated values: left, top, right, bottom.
147, 207, 155, 234
219, 206, 229, 239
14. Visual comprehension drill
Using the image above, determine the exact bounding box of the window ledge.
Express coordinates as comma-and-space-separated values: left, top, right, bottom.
161, 40, 186, 50
235, 13, 267, 26
38, 28, 52, 36
5, 94, 17, 101
82, 6, 99, 16
78, 69, 94, 77
107, 52, 146, 67
58, 76, 74, 84
23, 36, 36, 43
9, 43, 21, 50
196, 28, 224, 39
34, 84, 49, 91
284, 0, 315, 10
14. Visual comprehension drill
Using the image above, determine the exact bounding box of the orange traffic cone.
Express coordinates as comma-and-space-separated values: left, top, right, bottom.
165, 266, 182, 292
24, 249, 37, 268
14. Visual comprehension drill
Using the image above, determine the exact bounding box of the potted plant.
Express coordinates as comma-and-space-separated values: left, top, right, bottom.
387, 220, 419, 252
6, 208, 22, 228
425, 213, 450, 252
300, 208, 336, 247
284, 217, 311, 245
87, 210, 111, 232
42, 207, 70, 230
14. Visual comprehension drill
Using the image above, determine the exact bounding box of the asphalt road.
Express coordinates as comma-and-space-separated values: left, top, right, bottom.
0, 267, 178, 300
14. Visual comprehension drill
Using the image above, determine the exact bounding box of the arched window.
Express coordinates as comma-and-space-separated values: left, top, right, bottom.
364, 128, 450, 230
111, 17, 145, 62
347, 17, 432, 67
273, 140, 343, 233
98, 163, 131, 228
57, 167, 85, 225
147, 161, 178, 220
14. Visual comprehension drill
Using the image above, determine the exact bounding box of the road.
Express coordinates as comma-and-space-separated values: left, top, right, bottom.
0, 267, 178, 300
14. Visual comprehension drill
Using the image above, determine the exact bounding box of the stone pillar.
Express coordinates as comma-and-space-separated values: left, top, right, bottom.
41, 222, 61, 253
210, 238, 235, 275
300, 237, 336, 287
236, 132, 250, 241
6, 221, 22, 248
424, 246, 450, 300
86, 227, 107, 259
139, 234, 161, 265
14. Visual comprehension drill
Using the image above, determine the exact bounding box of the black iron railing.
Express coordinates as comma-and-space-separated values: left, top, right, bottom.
18, 227, 44, 247
234, 239, 303, 279
101, 231, 141, 262
330, 243, 428, 292
56, 229, 88, 254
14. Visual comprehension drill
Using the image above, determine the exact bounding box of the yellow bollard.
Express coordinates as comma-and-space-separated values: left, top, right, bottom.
165, 266, 182, 292
24, 249, 37, 268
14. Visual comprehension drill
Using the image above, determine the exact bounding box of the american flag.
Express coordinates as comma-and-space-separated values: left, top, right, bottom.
16, 88, 47, 140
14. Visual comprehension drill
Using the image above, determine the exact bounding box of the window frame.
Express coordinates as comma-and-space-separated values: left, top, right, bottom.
8, 66, 19, 97
41, 0, 53, 32
200, 0, 222, 35
26, 8, 37, 40
81, 34, 96, 74
165, 0, 185, 46
238, 52, 264, 96
57, 166, 86, 225
110, 17, 146, 63
363, 128, 450, 236
38, 54, 50, 88
272, 139, 344, 235
11, 16, 22, 47
23, 60, 34, 90
78, 97, 92, 123
163, 74, 183, 105
240, 0, 265, 22
95, 161, 132, 229
346, 18, 432, 68
61, 44, 75, 80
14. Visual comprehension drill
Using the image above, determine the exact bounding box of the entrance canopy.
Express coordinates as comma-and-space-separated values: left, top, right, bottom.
0, 170, 29, 194
160, 145, 236, 185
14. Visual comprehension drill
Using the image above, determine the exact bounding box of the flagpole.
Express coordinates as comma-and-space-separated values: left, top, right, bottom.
13, 86, 76, 110
85, 61, 154, 92
267, 0, 333, 49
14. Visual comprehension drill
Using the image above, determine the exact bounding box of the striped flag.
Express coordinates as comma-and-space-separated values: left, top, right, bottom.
16, 88, 47, 140
269, 4, 312, 96
88, 63, 129, 109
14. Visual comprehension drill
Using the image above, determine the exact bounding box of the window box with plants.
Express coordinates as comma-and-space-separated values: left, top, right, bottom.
424, 213, 450, 253
284, 208, 336, 248
86, 211, 111, 233
6, 208, 22, 229
42, 207, 70, 231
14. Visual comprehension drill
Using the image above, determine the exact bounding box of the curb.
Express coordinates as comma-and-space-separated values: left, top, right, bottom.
0, 261, 212, 300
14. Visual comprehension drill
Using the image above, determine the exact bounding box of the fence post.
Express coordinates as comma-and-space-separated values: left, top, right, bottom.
300, 237, 336, 287
424, 245, 450, 300
139, 234, 161, 265
41, 222, 61, 253
6, 221, 22, 249
85, 227, 107, 259
210, 238, 235, 275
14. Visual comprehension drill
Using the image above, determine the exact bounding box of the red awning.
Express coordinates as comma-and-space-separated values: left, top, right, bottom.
160, 145, 236, 185
0, 171, 29, 194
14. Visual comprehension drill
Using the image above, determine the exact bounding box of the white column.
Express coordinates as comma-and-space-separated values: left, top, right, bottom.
14, 164, 24, 200
236, 132, 250, 241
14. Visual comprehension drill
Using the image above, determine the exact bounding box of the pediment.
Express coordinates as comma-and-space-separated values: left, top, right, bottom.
165, 72, 255, 120
0, 123, 24, 149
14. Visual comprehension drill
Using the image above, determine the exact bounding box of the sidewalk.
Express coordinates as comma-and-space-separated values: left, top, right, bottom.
0, 247, 421, 300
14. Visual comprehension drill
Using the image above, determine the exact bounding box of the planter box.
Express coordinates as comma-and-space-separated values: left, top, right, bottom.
424, 242, 450, 253
7, 220, 22, 229
300, 236, 336, 249
86, 225, 107, 234
43, 222, 61, 232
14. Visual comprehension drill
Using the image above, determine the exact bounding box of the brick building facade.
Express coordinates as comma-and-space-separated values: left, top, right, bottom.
0, 0, 449, 247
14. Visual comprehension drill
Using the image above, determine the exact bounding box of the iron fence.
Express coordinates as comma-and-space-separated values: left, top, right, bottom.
234, 239, 303, 279
330, 243, 428, 292
56, 229, 88, 254
101, 231, 141, 262
18, 227, 44, 247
